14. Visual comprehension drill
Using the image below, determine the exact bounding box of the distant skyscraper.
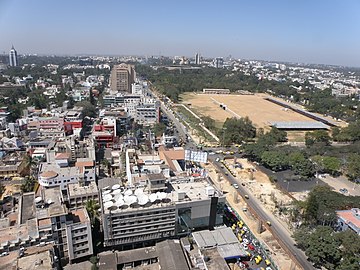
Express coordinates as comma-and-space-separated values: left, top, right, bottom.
213, 57, 224, 68
110, 64, 136, 93
9, 45, 18, 67
195, 53, 201, 65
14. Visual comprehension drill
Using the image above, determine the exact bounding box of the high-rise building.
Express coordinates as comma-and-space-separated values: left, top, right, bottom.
110, 64, 136, 93
213, 57, 224, 68
195, 53, 201, 65
9, 45, 18, 67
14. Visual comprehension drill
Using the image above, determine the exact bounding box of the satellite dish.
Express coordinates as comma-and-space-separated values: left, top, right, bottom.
124, 189, 133, 196
138, 195, 149, 206
114, 194, 123, 201
112, 189, 121, 195
123, 195, 131, 204
102, 190, 111, 195
134, 188, 143, 196
112, 184, 121, 190
104, 201, 113, 209
103, 194, 113, 202
47, 199, 53, 205
149, 193, 157, 203
129, 195, 137, 204
115, 199, 124, 207
158, 192, 167, 200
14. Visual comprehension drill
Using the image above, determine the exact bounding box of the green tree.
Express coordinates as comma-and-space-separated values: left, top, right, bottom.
77, 101, 97, 119
21, 177, 36, 193
221, 117, 256, 145
260, 150, 288, 171
23, 155, 37, 177
346, 153, 360, 180
85, 199, 100, 226
202, 116, 215, 130
305, 130, 331, 147
288, 151, 315, 177
311, 155, 341, 176
153, 122, 166, 137
304, 226, 342, 269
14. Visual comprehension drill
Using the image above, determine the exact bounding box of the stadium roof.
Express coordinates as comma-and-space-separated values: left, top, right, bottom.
270, 121, 330, 130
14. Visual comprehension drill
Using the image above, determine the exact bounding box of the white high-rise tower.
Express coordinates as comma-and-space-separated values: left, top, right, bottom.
9, 45, 18, 67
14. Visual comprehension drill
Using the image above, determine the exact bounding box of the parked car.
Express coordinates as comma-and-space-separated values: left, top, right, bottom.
255, 255, 262, 264
233, 183, 239, 189
339, 188, 348, 194
248, 244, 255, 251
0, 252, 9, 257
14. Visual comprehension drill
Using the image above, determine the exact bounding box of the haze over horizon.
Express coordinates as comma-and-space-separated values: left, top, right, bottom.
0, 0, 359, 67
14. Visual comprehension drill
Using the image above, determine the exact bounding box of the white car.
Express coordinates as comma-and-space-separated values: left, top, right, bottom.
241, 242, 248, 250
233, 183, 239, 189
243, 238, 249, 244
266, 267, 273, 270
0, 252, 9, 257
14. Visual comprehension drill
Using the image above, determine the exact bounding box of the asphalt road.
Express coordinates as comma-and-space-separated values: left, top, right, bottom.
210, 156, 316, 270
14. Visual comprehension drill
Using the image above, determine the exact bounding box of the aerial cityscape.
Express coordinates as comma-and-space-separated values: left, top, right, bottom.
0, 1, 359, 270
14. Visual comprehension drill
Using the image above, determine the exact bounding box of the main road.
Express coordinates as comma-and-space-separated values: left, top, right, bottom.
210, 156, 315, 270
149, 85, 314, 269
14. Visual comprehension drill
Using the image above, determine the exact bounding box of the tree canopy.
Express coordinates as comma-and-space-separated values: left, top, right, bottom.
220, 117, 256, 146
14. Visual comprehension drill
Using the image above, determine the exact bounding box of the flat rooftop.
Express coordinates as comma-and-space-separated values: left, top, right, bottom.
17, 250, 53, 270
70, 209, 89, 224
21, 192, 35, 224
337, 208, 360, 228
270, 121, 329, 130
68, 181, 98, 197
36, 187, 67, 219
101, 177, 223, 214
39, 162, 81, 178
192, 227, 247, 258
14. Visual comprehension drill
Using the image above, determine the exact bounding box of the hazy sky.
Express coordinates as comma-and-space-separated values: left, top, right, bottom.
0, 0, 359, 66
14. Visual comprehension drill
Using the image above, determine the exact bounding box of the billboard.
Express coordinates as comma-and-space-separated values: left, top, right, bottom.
185, 150, 208, 163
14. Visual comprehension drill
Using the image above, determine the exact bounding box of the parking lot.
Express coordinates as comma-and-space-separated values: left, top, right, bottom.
224, 205, 276, 270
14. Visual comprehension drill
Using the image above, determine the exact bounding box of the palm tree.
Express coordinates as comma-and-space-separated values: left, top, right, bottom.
85, 199, 100, 226
24, 155, 37, 178
101, 159, 111, 176
21, 177, 35, 192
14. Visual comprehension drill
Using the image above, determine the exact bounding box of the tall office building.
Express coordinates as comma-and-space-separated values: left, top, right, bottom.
110, 64, 136, 93
195, 53, 201, 65
9, 45, 18, 67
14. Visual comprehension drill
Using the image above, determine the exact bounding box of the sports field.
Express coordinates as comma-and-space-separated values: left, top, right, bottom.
180, 93, 317, 130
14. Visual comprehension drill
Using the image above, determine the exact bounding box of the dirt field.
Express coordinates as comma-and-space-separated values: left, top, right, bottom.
181, 93, 322, 130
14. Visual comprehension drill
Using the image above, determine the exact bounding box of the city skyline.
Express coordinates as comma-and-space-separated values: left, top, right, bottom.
0, 0, 360, 67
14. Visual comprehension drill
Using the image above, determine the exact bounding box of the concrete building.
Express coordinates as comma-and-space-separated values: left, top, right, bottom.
9, 45, 18, 67
36, 188, 93, 265
38, 156, 96, 190
202, 88, 230, 94
66, 181, 99, 209
337, 208, 360, 235
213, 57, 224, 68
46, 137, 96, 163
97, 239, 190, 270
110, 64, 136, 93
0, 188, 93, 268
135, 99, 160, 125
195, 53, 201, 65
101, 176, 225, 248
